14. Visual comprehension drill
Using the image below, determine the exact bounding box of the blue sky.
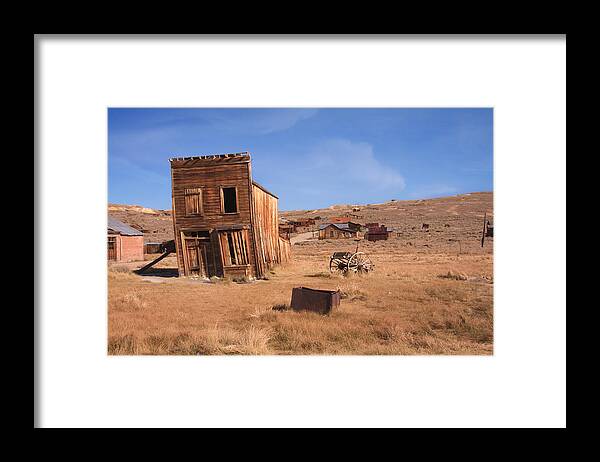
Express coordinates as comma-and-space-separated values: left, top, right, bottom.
108, 108, 493, 211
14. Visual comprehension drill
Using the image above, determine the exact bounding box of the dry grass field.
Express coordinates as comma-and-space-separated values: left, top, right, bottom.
108, 192, 493, 355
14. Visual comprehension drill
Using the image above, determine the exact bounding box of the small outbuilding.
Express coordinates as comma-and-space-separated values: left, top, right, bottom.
365, 223, 391, 241
278, 223, 295, 239
108, 216, 144, 262
144, 242, 163, 254
318, 222, 363, 240
288, 218, 316, 233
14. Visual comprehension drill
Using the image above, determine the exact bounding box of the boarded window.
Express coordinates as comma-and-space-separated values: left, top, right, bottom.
184, 188, 203, 215
220, 230, 249, 266
221, 187, 238, 214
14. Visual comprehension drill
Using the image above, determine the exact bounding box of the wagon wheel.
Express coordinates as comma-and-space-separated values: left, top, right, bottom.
347, 252, 374, 274
330, 256, 348, 273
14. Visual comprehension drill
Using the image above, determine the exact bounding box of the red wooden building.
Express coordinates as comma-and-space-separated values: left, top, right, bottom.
107, 216, 145, 262
365, 223, 390, 241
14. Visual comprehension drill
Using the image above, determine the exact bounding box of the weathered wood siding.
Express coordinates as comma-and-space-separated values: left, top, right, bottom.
251, 183, 281, 277
170, 154, 290, 279
170, 156, 257, 277
318, 225, 358, 240
278, 237, 291, 263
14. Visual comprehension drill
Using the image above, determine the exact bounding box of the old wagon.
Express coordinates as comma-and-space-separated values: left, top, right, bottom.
329, 248, 374, 274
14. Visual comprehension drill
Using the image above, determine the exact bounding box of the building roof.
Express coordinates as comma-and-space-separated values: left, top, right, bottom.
108, 216, 143, 236
169, 152, 250, 162
169, 152, 251, 169
319, 223, 357, 232
252, 180, 278, 199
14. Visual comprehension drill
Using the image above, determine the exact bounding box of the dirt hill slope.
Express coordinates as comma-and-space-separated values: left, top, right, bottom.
283, 191, 493, 253
107, 192, 493, 250
108, 204, 173, 244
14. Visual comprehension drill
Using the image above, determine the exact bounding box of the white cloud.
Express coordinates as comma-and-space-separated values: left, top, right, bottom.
304, 138, 405, 191
110, 109, 319, 152
253, 109, 318, 134
407, 185, 458, 199
274, 138, 405, 208
210, 108, 318, 135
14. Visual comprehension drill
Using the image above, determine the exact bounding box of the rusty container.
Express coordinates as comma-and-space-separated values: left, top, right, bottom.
290, 287, 341, 315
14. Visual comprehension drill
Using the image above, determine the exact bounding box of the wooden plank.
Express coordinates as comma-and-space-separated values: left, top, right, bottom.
239, 231, 248, 264
236, 232, 244, 264
231, 232, 238, 264
219, 233, 228, 266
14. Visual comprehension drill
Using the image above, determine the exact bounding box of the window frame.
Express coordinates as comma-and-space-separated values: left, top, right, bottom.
220, 186, 239, 215
219, 229, 250, 267
184, 187, 204, 216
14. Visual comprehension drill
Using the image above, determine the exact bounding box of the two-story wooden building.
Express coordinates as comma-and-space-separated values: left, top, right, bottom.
170, 152, 290, 279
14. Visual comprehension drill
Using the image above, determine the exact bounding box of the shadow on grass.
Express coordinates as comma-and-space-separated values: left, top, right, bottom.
134, 267, 179, 278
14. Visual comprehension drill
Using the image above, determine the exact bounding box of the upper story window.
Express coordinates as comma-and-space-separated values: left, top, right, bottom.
221, 187, 238, 214
184, 188, 203, 216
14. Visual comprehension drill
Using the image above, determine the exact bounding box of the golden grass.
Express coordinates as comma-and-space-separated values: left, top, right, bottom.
107, 265, 138, 282
107, 193, 494, 355
108, 325, 272, 355
108, 239, 493, 355
438, 270, 468, 281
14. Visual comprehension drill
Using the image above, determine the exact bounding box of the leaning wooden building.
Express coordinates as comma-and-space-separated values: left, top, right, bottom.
170, 152, 291, 279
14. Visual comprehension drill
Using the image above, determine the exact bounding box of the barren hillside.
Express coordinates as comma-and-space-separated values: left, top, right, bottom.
283, 191, 493, 254
108, 204, 173, 244
108, 192, 493, 252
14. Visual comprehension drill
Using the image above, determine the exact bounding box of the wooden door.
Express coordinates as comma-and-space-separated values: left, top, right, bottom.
184, 237, 209, 277
107, 236, 117, 261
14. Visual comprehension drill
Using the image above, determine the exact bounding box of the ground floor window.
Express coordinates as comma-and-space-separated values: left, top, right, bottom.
220, 230, 249, 266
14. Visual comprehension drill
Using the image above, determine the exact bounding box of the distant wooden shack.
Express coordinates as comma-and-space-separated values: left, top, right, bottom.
278, 223, 294, 239
365, 223, 390, 241
107, 216, 144, 262
170, 152, 290, 279
318, 222, 363, 240
144, 242, 163, 254
288, 218, 316, 233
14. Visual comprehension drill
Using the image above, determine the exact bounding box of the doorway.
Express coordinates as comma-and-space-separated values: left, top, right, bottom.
108, 236, 117, 261
181, 231, 211, 277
